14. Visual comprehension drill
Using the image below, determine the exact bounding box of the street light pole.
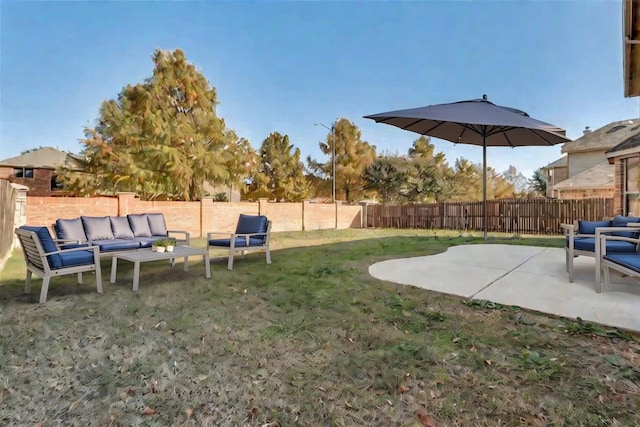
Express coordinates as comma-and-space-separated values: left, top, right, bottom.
314, 122, 336, 203
315, 121, 337, 228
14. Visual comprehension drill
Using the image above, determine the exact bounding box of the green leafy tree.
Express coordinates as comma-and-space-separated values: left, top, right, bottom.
308, 118, 376, 202
528, 168, 547, 196
244, 132, 311, 201
405, 136, 451, 202
362, 157, 407, 204
58, 49, 229, 200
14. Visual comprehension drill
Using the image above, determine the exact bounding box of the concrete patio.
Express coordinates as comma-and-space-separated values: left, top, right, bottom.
369, 244, 640, 332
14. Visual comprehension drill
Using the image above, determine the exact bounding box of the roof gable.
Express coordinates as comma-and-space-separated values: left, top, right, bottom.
0, 147, 83, 170
561, 119, 640, 154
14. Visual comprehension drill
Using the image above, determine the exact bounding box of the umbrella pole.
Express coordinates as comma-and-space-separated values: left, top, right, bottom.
483, 136, 487, 240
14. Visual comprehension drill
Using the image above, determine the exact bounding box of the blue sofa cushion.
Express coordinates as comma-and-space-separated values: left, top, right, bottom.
20, 226, 62, 269
147, 213, 168, 236
128, 214, 152, 237
55, 218, 87, 241
132, 237, 160, 248
91, 239, 141, 252
59, 250, 95, 267
235, 214, 268, 235
110, 216, 135, 239
81, 216, 114, 241
209, 237, 265, 248
603, 253, 640, 274
571, 237, 637, 253
611, 215, 640, 238
577, 220, 611, 235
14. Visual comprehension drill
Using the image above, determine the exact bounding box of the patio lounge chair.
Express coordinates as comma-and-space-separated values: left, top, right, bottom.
207, 214, 272, 270
562, 215, 640, 288
15, 226, 103, 303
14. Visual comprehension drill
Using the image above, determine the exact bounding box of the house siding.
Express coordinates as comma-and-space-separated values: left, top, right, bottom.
568, 151, 607, 176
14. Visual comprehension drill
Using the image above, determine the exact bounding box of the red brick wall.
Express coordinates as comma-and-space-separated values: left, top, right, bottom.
0, 166, 65, 197
23, 194, 362, 237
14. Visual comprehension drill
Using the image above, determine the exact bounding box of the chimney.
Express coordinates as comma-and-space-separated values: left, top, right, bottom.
583, 126, 591, 135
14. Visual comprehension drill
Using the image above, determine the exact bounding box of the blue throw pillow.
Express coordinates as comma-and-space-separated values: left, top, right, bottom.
20, 226, 62, 269
577, 220, 611, 235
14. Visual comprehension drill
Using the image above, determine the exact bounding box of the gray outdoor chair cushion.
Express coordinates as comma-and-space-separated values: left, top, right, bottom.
55, 218, 88, 241
110, 216, 135, 239
128, 214, 152, 237
81, 216, 114, 241
147, 213, 168, 236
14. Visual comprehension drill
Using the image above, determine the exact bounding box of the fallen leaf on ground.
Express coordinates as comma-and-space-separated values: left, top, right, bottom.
142, 407, 155, 415
417, 412, 436, 426
398, 385, 409, 394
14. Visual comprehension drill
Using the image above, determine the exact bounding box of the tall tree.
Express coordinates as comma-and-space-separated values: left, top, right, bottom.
244, 132, 311, 201
57, 49, 229, 200
308, 118, 376, 202
528, 167, 547, 196
362, 157, 407, 204
405, 136, 451, 202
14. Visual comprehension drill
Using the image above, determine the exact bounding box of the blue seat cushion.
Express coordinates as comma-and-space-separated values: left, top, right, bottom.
128, 214, 152, 237
147, 213, 168, 236
20, 226, 62, 269
569, 237, 637, 253
59, 243, 90, 250
110, 216, 135, 239
81, 216, 114, 240
604, 253, 640, 274
577, 220, 611, 235
209, 237, 265, 248
235, 214, 268, 235
133, 237, 160, 248
59, 250, 95, 267
55, 218, 87, 241
91, 239, 141, 252
611, 215, 640, 238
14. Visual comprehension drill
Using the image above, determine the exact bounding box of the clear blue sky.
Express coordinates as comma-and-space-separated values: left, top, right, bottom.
2, 0, 639, 179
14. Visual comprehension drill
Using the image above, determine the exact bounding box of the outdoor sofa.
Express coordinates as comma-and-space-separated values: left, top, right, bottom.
53, 213, 190, 254
562, 215, 640, 289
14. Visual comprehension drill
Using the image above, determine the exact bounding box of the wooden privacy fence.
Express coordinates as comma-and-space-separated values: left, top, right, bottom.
365, 198, 614, 235
0, 179, 17, 261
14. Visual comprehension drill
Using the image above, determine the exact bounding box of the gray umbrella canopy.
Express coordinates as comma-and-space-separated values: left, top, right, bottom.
364, 94, 571, 238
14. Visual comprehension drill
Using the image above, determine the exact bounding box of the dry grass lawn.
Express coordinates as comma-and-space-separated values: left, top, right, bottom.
0, 228, 639, 426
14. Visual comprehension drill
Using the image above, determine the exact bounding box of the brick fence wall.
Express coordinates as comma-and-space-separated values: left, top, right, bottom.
24, 193, 362, 237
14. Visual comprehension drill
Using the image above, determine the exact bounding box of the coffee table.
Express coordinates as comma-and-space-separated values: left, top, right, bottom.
109, 245, 211, 291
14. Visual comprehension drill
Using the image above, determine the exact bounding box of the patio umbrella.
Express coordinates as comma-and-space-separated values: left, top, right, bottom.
364, 94, 571, 239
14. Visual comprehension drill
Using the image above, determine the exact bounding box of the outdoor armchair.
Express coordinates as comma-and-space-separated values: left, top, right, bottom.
207, 214, 272, 270
15, 226, 103, 303
599, 233, 640, 293
562, 215, 640, 286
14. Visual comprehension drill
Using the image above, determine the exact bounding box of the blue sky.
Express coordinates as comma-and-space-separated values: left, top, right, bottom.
2, 1, 639, 179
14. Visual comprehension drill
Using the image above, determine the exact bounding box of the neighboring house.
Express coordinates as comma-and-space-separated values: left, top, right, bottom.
606, 132, 640, 216
543, 119, 640, 199
0, 147, 83, 196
